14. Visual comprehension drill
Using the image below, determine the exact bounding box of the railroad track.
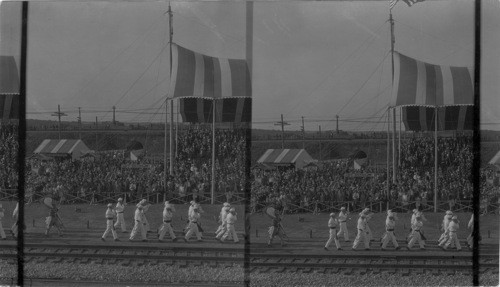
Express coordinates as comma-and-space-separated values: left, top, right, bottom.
0, 243, 497, 276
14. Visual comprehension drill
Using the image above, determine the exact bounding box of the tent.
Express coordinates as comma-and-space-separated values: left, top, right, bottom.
33, 139, 91, 160
489, 150, 500, 169
349, 149, 368, 170
257, 149, 314, 169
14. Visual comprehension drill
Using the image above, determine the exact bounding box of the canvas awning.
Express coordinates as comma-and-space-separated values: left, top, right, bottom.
33, 139, 91, 160
257, 149, 314, 169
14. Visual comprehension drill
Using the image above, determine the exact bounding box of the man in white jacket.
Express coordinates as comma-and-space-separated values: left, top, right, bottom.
336, 207, 349, 242
324, 213, 341, 251
129, 205, 147, 242
221, 208, 239, 243
185, 206, 202, 242
159, 201, 180, 242
101, 203, 119, 241
114, 198, 127, 233
442, 216, 461, 251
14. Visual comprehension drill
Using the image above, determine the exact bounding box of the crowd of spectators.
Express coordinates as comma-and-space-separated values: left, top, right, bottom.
0, 124, 18, 190
25, 127, 248, 204
251, 136, 476, 213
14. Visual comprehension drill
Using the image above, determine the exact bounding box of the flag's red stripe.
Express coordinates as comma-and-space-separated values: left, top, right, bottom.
174, 45, 196, 98
396, 53, 418, 106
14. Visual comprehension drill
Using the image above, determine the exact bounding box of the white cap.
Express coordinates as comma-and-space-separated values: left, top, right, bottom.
190, 200, 196, 205
107, 203, 113, 208
223, 202, 230, 207
445, 210, 453, 215
340, 207, 346, 211
413, 209, 418, 213
164, 201, 170, 206
140, 199, 146, 204
117, 198, 123, 202
387, 209, 392, 214
330, 213, 335, 217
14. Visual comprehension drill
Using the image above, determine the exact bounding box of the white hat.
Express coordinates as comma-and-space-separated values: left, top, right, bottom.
140, 199, 146, 204
164, 201, 170, 206
223, 202, 230, 207
330, 213, 335, 217
363, 208, 370, 212
190, 200, 196, 205
107, 203, 113, 208
413, 209, 418, 213
340, 207, 346, 211
117, 198, 123, 202
445, 210, 453, 215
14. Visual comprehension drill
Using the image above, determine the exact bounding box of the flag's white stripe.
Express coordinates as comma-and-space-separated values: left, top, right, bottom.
441, 67, 454, 105
219, 58, 232, 99
193, 52, 205, 98
415, 60, 427, 105
169, 44, 179, 98
258, 149, 274, 163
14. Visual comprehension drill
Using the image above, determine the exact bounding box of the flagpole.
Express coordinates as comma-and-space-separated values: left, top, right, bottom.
434, 106, 438, 212
386, 108, 390, 200
211, 99, 216, 204
389, 10, 397, 185
168, 3, 174, 178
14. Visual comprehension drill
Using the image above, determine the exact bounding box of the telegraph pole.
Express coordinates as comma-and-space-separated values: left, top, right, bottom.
336, 115, 339, 134
51, 104, 67, 140
112, 106, 116, 125
274, 114, 289, 149
77, 107, 82, 139
301, 116, 305, 149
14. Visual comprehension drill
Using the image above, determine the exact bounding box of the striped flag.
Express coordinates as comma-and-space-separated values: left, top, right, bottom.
402, 106, 473, 131
389, 0, 399, 10
402, 0, 425, 7
179, 97, 251, 123
391, 52, 474, 107
0, 56, 20, 121
169, 43, 251, 99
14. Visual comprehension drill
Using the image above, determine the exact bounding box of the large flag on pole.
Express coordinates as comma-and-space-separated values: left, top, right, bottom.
0, 56, 20, 121
169, 43, 251, 123
391, 52, 474, 107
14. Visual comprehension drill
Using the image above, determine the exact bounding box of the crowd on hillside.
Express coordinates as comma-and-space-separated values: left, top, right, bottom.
0, 124, 18, 191
25, 127, 248, 204
251, 136, 478, 213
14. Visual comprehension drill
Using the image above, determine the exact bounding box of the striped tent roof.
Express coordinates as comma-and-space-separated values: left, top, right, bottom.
257, 149, 312, 165
391, 52, 474, 107
34, 139, 90, 155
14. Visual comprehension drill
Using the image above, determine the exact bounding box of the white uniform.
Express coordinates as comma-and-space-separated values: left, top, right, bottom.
364, 213, 373, 242
216, 208, 230, 239
216, 206, 229, 235
159, 206, 176, 241
102, 208, 118, 240
352, 216, 369, 250
129, 208, 147, 240
141, 203, 151, 232
325, 217, 341, 250
114, 202, 126, 232
336, 211, 349, 241
407, 220, 425, 249
221, 212, 239, 243
185, 210, 202, 241
443, 220, 461, 250
381, 218, 399, 249
0, 206, 6, 239
438, 215, 454, 247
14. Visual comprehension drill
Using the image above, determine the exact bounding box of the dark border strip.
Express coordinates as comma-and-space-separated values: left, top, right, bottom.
17, 1, 28, 286
472, 0, 481, 286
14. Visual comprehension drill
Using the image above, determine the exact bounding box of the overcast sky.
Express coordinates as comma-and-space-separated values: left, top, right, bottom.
0, 0, 498, 131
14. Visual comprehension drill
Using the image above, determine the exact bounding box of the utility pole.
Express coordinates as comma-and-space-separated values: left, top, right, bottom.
77, 107, 82, 140
301, 116, 305, 149
51, 104, 67, 140
336, 115, 339, 134
112, 106, 116, 125
319, 125, 322, 160
274, 114, 289, 149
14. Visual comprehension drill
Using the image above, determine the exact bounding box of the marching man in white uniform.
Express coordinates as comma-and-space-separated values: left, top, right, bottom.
324, 213, 342, 251
221, 207, 239, 243
137, 199, 151, 233
442, 215, 461, 251
381, 213, 400, 250
216, 204, 232, 240
129, 205, 147, 242
407, 216, 425, 250
0, 204, 6, 240
438, 211, 454, 247
114, 198, 127, 233
352, 213, 370, 250
361, 208, 373, 242
185, 205, 203, 242
101, 203, 119, 241
159, 201, 180, 242
216, 203, 230, 235
336, 207, 349, 242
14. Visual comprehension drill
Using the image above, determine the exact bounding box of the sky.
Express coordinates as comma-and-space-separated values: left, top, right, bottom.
0, 0, 498, 131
